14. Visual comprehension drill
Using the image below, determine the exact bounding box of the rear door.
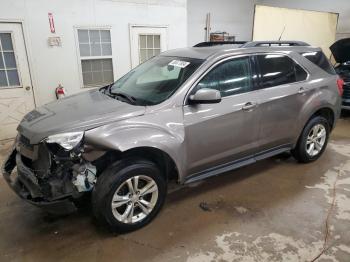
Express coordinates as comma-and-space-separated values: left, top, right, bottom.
184, 56, 260, 174
0, 23, 35, 140
254, 53, 309, 151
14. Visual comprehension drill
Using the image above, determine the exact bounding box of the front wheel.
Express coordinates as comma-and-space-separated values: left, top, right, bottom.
292, 116, 330, 163
92, 159, 167, 233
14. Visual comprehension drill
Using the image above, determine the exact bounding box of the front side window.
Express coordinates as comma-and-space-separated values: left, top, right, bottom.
109, 56, 203, 105
77, 29, 114, 87
195, 57, 253, 97
256, 54, 308, 88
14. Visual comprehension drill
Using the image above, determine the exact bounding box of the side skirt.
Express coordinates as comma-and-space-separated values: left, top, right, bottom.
184, 144, 292, 184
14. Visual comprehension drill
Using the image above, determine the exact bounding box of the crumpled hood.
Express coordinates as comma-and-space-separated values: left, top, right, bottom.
330, 38, 350, 64
18, 89, 146, 144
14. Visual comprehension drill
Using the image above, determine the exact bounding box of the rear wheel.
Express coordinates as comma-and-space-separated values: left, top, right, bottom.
92, 158, 166, 233
292, 116, 329, 163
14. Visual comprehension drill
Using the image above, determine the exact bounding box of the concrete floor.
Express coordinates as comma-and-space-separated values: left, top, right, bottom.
1, 115, 350, 262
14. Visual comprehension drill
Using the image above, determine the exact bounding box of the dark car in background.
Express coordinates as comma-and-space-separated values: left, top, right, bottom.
331, 38, 350, 110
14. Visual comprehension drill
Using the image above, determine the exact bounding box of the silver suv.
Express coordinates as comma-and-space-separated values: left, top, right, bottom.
2, 41, 342, 232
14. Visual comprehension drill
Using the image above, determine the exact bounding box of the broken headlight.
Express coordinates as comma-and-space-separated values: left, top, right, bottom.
45, 132, 84, 151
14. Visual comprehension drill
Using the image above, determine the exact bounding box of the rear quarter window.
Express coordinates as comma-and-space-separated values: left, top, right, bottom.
256, 54, 308, 89
300, 51, 336, 75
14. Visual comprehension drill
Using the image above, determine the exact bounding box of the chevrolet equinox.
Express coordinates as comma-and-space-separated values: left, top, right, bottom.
2, 41, 343, 232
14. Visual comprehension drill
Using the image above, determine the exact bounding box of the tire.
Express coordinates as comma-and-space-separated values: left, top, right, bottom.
92, 158, 167, 233
292, 116, 330, 163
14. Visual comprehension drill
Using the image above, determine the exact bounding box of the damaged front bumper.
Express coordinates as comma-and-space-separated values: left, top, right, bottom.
2, 133, 91, 214
2, 148, 77, 215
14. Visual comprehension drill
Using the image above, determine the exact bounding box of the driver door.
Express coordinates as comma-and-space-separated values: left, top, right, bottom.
183, 56, 261, 175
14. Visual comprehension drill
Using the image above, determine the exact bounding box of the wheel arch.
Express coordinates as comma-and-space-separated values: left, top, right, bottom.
90, 146, 181, 183
294, 106, 336, 148
308, 107, 335, 130
122, 146, 179, 182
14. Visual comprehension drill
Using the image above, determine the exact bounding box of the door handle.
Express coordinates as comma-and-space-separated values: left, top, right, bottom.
242, 102, 257, 111
25, 86, 31, 91
298, 87, 306, 95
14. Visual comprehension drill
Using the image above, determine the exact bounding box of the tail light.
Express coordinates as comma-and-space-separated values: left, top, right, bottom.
337, 78, 344, 96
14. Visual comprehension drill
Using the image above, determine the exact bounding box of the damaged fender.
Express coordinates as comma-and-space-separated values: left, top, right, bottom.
85, 123, 186, 182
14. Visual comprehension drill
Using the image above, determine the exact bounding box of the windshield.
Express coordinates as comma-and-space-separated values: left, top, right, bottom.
109, 56, 204, 105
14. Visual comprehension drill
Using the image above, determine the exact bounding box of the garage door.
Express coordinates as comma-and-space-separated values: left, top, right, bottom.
0, 23, 35, 140
253, 5, 338, 58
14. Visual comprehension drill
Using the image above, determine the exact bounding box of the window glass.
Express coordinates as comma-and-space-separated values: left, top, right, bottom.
295, 64, 308, 82
0, 33, 20, 88
81, 59, 113, 87
139, 34, 161, 63
257, 54, 306, 88
136, 65, 181, 84
300, 51, 336, 75
77, 29, 114, 87
110, 56, 203, 105
196, 57, 252, 97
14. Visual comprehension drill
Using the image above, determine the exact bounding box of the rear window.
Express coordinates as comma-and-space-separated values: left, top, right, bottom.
300, 51, 336, 75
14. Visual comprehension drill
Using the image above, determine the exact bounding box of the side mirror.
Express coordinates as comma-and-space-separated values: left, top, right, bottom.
189, 88, 222, 104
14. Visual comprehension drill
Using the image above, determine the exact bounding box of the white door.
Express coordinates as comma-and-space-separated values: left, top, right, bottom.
130, 26, 168, 68
0, 23, 35, 140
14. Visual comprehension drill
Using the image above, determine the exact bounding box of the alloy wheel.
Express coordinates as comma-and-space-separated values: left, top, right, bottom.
111, 175, 159, 224
306, 124, 327, 157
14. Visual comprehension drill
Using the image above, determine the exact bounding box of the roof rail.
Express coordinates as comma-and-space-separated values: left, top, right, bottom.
194, 41, 248, 47
241, 41, 310, 47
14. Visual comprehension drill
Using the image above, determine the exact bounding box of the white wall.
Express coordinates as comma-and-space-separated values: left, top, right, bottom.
188, 0, 350, 46
187, 0, 256, 46
0, 0, 187, 106
256, 0, 350, 39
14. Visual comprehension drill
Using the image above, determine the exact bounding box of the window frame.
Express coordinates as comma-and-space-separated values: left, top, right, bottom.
253, 53, 310, 90
74, 26, 115, 89
184, 55, 258, 105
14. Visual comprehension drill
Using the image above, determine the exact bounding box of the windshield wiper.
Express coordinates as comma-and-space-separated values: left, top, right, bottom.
110, 90, 137, 105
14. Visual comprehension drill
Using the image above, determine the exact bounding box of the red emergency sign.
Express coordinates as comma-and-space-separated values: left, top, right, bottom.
48, 13, 55, 33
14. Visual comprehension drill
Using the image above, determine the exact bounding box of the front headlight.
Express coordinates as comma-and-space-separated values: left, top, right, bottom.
45, 132, 84, 150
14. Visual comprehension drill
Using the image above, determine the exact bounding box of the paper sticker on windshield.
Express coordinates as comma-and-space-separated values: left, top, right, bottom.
168, 60, 190, 68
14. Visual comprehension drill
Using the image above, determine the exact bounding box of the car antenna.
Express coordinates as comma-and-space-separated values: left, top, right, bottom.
278, 26, 286, 41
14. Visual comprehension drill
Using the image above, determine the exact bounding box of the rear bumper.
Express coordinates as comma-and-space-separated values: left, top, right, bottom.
2, 148, 76, 215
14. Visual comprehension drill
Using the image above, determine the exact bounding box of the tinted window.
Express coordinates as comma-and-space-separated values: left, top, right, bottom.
300, 51, 336, 75
257, 54, 307, 88
295, 64, 308, 82
196, 57, 252, 97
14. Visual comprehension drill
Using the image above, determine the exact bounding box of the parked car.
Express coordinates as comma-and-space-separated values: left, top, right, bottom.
2, 41, 342, 232
330, 38, 350, 110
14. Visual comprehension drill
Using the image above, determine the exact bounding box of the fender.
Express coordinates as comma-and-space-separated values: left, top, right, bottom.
293, 84, 340, 146
84, 122, 187, 181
